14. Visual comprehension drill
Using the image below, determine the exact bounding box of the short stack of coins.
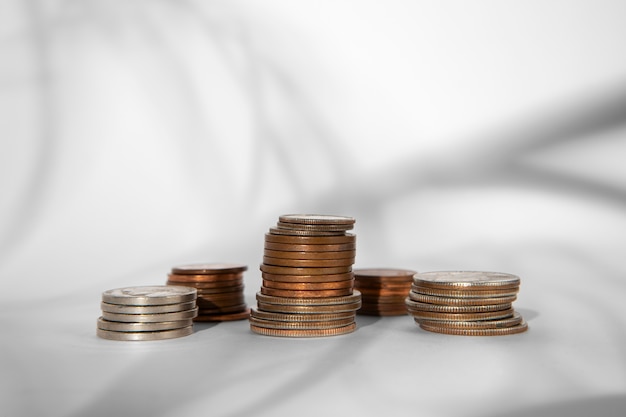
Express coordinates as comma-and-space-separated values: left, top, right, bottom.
97, 285, 198, 341
167, 263, 250, 321
354, 268, 416, 316
250, 214, 361, 337
405, 271, 528, 336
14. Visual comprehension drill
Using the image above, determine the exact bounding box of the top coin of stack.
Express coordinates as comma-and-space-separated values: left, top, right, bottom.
354, 268, 416, 316
405, 271, 528, 336
167, 263, 250, 321
250, 214, 361, 337
97, 285, 198, 341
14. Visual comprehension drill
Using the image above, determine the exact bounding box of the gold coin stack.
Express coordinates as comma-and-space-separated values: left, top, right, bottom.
97, 285, 198, 341
405, 271, 528, 336
166, 263, 250, 321
250, 214, 361, 337
354, 268, 416, 316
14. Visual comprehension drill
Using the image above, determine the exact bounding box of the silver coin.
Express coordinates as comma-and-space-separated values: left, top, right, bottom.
100, 300, 197, 314
102, 285, 197, 306
413, 271, 520, 289
101, 307, 198, 323
96, 326, 194, 341
278, 214, 355, 225
97, 317, 193, 332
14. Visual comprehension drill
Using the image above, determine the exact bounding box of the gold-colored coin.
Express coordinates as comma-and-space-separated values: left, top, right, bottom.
250, 309, 355, 322
97, 317, 193, 332
101, 307, 198, 323
194, 309, 251, 322
268, 227, 347, 237
250, 322, 356, 337
256, 290, 361, 306
263, 249, 356, 260
278, 214, 356, 225
261, 271, 354, 283
264, 242, 356, 252
257, 301, 362, 314
262, 279, 354, 290
408, 291, 518, 306
418, 311, 524, 329
100, 301, 196, 314
411, 284, 518, 298
249, 316, 355, 330
419, 320, 528, 336
97, 326, 193, 341
260, 287, 353, 298
264, 233, 356, 245
404, 298, 512, 313
167, 273, 244, 283
260, 264, 352, 276
413, 271, 520, 290
102, 286, 197, 306
407, 308, 515, 322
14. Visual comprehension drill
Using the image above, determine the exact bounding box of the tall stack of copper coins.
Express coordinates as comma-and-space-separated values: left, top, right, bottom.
97, 285, 198, 341
250, 214, 361, 337
166, 263, 250, 321
405, 271, 528, 336
354, 268, 416, 316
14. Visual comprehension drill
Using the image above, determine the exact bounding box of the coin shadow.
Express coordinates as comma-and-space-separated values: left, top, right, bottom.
191, 322, 220, 333
515, 307, 539, 321
354, 314, 382, 328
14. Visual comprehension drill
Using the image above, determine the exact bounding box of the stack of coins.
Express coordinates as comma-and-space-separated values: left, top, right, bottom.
354, 268, 416, 316
405, 271, 528, 336
250, 214, 361, 337
97, 285, 198, 341
166, 263, 250, 321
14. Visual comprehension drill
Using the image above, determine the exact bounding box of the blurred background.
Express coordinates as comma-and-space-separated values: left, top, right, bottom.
1, 1, 626, 416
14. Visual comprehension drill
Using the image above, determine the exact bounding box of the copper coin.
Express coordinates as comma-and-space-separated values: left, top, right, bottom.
264, 242, 356, 252
100, 301, 197, 315
250, 322, 356, 337
408, 291, 517, 306
261, 271, 354, 283
97, 317, 194, 332
256, 290, 361, 306
360, 295, 408, 304
171, 263, 248, 275
249, 316, 355, 330
278, 214, 356, 225
418, 311, 524, 329
167, 279, 243, 289
264, 249, 356, 260
356, 287, 411, 296
195, 285, 245, 295
167, 273, 244, 283
263, 256, 355, 268
275, 222, 353, 232
357, 306, 408, 316
419, 320, 528, 336
261, 287, 353, 298
404, 298, 512, 313
193, 309, 251, 322
410, 284, 519, 298
198, 304, 249, 314
268, 227, 347, 237
101, 308, 199, 323
262, 279, 354, 290
407, 308, 515, 322
354, 280, 413, 289
264, 233, 356, 245
196, 296, 245, 309
257, 301, 362, 314
413, 271, 521, 290
354, 268, 416, 280
260, 264, 352, 276
250, 309, 355, 322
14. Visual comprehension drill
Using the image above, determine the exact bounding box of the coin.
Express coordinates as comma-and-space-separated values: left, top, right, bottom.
194, 285, 245, 295
404, 298, 512, 313
194, 309, 251, 322
97, 325, 193, 341
262, 256, 355, 268
418, 311, 524, 329
100, 300, 196, 314
257, 290, 361, 306
419, 320, 528, 336
410, 284, 519, 298
101, 307, 199, 323
278, 214, 356, 225
268, 227, 347, 237
260, 264, 352, 276
264, 242, 356, 252
257, 301, 362, 314
408, 292, 518, 306
102, 286, 197, 306
167, 273, 244, 283
97, 317, 193, 332
264, 233, 356, 245
250, 309, 355, 322
275, 222, 353, 232
171, 263, 248, 275
196, 295, 246, 308
250, 322, 356, 337
354, 268, 416, 281
250, 316, 355, 330
263, 249, 356, 260
260, 287, 353, 298
261, 271, 354, 283
198, 304, 249, 314
262, 279, 354, 290
413, 271, 520, 290
408, 308, 515, 322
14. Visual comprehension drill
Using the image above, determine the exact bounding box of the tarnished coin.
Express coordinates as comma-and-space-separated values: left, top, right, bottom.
263, 256, 355, 268
404, 298, 512, 313
250, 316, 355, 330
264, 249, 356, 260
102, 286, 197, 306
418, 311, 524, 329
268, 227, 347, 237
171, 263, 248, 275
264, 233, 356, 245
250, 322, 356, 337
411, 284, 519, 298
257, 290, 361, 306
97, 317, 193, 332
260, 264, 352, 276
264, 242, 356, 252
262, 279, 354, 290
419, 320, 528, 336
194, 309, 251, 322
100, 300, 196, 314
413, 271, 520, 290
196, 295, 246, 309
407, 308, 515, 322
97, 325, 193, 341
278, 214, 356, 225
101, 307, 199, 323
250, 309, 355, 322
408, 292, 518, 306
262, 271, 354, 283
257, 301, 362, 314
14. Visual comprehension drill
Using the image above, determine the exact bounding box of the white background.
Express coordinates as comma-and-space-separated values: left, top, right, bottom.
1, 1, 626, 416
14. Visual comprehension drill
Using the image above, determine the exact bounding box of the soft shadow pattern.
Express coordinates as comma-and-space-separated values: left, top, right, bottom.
484, 394, 626, 417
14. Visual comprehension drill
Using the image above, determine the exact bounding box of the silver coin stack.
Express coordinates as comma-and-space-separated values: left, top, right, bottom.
97, 285, 198, 341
